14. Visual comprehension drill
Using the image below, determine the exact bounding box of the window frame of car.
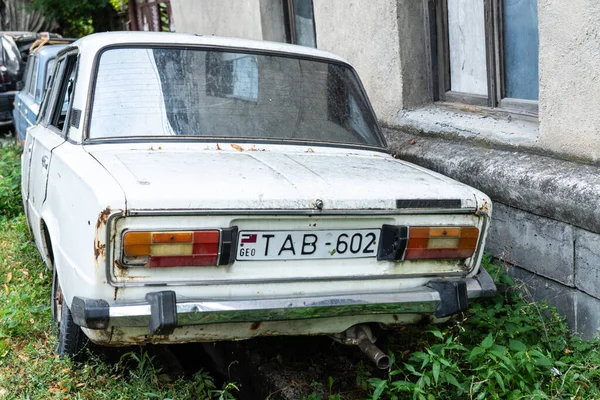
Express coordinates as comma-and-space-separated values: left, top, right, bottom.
81, 43, 388, 152
429, 0, 539, 115
24, 55, 39, 98
38, 50, 79, 138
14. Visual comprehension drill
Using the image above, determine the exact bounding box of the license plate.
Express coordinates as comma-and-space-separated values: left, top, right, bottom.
236, 229, 381, 261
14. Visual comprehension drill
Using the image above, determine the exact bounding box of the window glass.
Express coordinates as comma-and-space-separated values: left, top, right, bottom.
27, 57, 39, 96
89, 47, 383, 147
503, 0, 539, 100
50, 59, 77, 131
38, 58, 64, 124
447, 0, 487, 96
45, 58, 56, 89
292, 0, 316, 48
23, 56, 35, 94
206, 53, 258, 101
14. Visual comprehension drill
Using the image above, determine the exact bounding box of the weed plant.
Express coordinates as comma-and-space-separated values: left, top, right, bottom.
362, 256, 600, 400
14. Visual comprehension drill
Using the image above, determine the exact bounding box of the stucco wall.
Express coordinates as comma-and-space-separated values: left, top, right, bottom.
170, 0, 263, 39
312, 0, 405, 124
537, 0, 600, 163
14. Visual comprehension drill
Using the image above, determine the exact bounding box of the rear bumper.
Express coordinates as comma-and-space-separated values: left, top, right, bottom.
72, 269, 496, 335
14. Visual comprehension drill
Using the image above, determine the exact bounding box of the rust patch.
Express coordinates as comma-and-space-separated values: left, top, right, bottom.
96, 206, 111, 230
477, 198, 490, 215
250, 321, 262, 331
94, 238, 106, 260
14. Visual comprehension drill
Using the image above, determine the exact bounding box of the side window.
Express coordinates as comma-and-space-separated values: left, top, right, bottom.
48, 55, 77, 132
26, 57, 39, 96
37, 58, 65, 125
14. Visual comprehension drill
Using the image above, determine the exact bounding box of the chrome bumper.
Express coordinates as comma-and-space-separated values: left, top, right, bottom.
71, 269, 496, 334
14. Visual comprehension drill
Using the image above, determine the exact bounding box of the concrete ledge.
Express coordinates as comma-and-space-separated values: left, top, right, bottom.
384, 128, 600, 235
574, 228, 600, 298
510, 266, 600, 339
487, 203, 575, 287
396, 104, 539, 145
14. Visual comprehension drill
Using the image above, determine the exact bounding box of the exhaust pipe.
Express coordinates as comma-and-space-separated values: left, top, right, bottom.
333, 325, 390, 370
358, 337, 390, 370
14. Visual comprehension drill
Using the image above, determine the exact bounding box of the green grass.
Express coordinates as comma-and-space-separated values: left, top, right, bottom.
0, 144, 22, 219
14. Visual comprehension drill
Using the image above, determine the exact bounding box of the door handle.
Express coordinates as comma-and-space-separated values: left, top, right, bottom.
41, 156, 49, 169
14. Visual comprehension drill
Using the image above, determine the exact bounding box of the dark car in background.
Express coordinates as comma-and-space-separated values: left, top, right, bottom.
0, 34, 25, 127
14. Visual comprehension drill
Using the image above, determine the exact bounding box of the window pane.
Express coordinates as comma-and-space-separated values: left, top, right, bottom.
293, 0, 316, 48
503, 0, 539, 100
447, 0, 488, 96
89, 48, 383, 147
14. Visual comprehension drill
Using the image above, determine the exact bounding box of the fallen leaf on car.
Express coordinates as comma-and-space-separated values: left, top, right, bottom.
216, 143, 222, 150
248, 145, 258, 151
306, 148, 314, 153
231, 144, 244, 152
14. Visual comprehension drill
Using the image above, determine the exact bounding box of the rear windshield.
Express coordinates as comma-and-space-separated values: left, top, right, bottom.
89, 47, 384, 147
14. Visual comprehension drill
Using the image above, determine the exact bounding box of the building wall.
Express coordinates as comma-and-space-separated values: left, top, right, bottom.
312, 0, 406, 124
170, 0, 264, 39
537, 0, 600, 163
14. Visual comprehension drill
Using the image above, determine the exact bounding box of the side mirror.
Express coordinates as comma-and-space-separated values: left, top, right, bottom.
16, 80, 24, 91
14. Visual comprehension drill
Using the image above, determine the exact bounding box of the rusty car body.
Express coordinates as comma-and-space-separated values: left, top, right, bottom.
21, 32, 495, 362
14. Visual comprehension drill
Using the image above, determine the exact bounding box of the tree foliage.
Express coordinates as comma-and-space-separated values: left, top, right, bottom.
29, 0, 122, 37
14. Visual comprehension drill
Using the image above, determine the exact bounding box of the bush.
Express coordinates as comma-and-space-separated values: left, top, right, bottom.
365, 256, 600, 400
0, 145, 22, 219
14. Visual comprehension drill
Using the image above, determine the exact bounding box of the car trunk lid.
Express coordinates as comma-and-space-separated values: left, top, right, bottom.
88, 143, 478, 212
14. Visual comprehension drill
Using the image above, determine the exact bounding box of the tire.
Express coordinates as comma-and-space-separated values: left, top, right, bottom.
52, 269, 87, 360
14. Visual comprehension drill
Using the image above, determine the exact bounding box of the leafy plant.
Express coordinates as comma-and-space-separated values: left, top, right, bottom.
364, 258, 600, 400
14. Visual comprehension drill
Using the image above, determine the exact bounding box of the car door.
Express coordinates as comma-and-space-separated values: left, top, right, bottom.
25, 53, 77, 249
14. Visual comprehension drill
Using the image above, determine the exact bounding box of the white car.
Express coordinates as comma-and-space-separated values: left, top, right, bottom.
22, 32, 495, 367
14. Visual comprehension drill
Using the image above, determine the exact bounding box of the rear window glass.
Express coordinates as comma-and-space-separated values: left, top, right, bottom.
89, 47, 383, 147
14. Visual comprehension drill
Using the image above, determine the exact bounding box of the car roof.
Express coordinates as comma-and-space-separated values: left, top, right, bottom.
70, 31, 350, 65
33, 43, 68, 59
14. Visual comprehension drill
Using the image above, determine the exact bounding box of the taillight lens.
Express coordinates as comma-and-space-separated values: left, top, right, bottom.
404, 226, 479, 260
123, 230, 220, 267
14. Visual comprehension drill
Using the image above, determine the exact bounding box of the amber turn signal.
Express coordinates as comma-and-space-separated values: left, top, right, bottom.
123, 230, 220, 267
404, 226, 479, 260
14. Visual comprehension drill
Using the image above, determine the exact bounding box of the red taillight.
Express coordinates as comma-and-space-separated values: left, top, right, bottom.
123, 230, 220, 267
404, 226, 479, 260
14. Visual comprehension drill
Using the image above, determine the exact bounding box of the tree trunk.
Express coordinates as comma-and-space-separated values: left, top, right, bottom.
0, 0, 57, 32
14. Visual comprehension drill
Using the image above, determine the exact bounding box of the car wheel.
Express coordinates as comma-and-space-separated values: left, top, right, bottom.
52, 269, 87, 360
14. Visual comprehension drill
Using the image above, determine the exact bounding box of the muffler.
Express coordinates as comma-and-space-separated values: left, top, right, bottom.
333, 325, 390, 370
